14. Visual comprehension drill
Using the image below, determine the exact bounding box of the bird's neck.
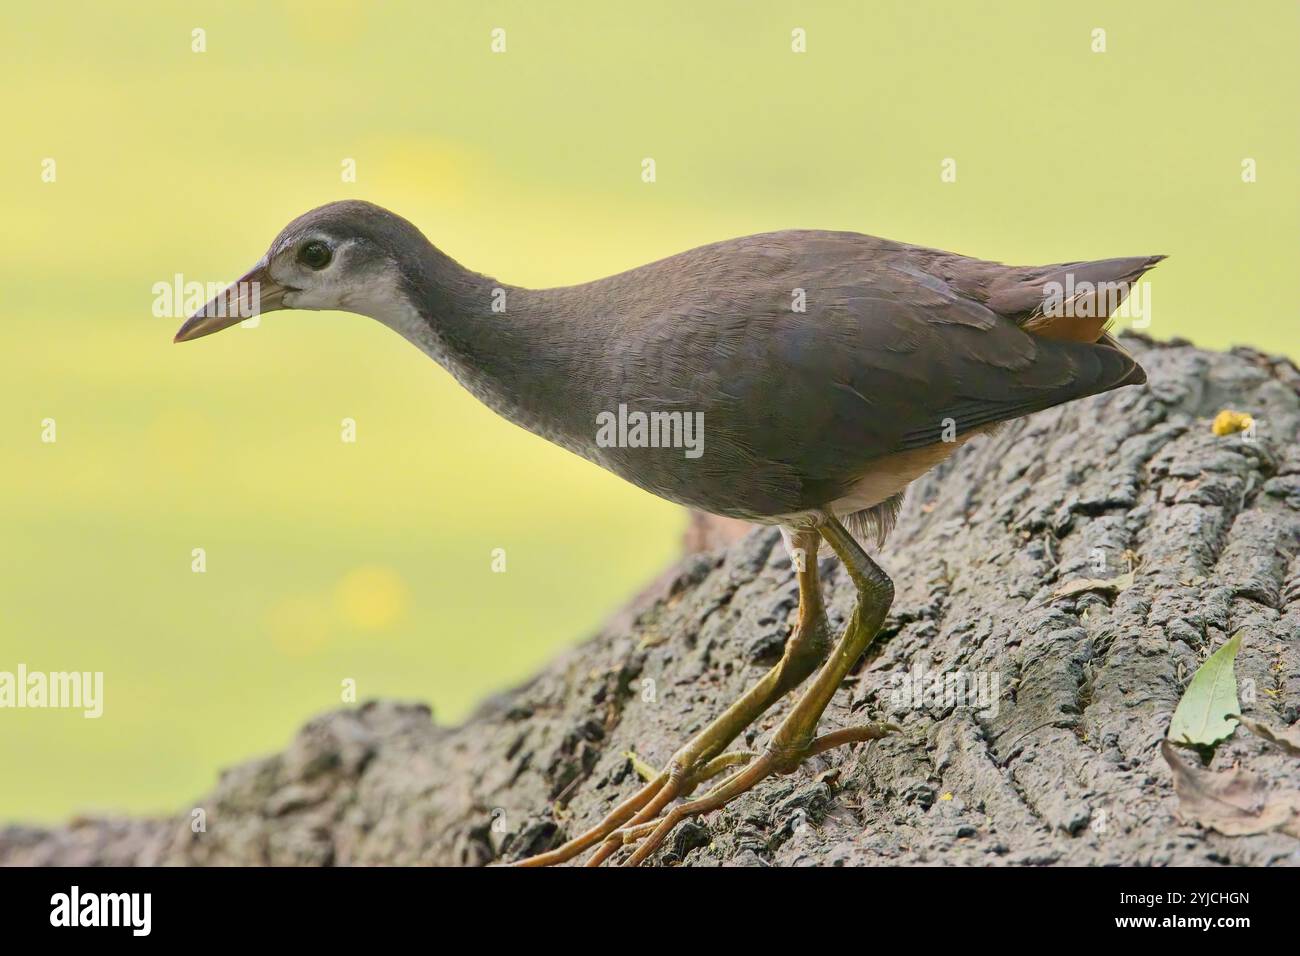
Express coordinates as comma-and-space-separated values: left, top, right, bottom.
374, 245, 603, 452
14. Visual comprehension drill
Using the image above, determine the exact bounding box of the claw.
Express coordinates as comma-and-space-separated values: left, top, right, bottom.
686, 750, 757, 789
511, 772, 668, 867
804, 722, 900, 757
616, 820, 661, 845
584, 773, 685, 865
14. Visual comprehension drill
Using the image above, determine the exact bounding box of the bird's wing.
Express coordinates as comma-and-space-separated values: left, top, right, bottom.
622, 232, 1144, 514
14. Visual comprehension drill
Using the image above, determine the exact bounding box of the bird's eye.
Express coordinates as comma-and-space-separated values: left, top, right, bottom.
299, 241, 332, 269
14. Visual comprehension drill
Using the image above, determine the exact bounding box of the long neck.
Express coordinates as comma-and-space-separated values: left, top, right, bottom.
380, 243, 608, 455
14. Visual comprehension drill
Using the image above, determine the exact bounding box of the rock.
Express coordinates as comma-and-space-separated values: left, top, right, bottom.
3, 336, 1298, 867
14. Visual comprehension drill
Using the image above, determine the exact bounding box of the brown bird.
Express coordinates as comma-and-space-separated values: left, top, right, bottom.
174, 201, 1161, 865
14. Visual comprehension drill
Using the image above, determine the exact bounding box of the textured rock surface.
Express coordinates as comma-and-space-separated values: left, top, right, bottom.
4, 337, 1299, 867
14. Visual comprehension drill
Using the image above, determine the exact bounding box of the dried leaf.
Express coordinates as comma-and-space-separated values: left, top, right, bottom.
1232, 716, 1300, 757
1051, 570, 1134, 599
1162, 740, 1300, 837
1168, 634, 1241, 755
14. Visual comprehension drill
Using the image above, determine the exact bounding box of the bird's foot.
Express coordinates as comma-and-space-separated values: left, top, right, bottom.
610, 722, 896, 865
512, 516, 895, 867
511, 747, 763, 867
595, 515, 902, 866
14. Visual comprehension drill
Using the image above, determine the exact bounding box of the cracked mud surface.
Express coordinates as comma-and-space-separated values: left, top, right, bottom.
4, 336, 1299, 866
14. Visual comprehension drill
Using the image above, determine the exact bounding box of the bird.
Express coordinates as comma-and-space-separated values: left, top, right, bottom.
174, 200, 1161, 866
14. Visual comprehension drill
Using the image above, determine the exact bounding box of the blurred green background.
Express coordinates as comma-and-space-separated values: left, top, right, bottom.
1, 1, 1295, 823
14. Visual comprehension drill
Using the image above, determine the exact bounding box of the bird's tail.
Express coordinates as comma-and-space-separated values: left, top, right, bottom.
1011, 254, 1165, 346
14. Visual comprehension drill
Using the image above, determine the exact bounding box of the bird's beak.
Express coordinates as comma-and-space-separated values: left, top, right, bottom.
172, 259, 289, 343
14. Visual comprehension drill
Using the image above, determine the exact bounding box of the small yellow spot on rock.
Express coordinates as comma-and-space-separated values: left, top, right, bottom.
940, 792, 954, 801
1211, 409, 1253, 436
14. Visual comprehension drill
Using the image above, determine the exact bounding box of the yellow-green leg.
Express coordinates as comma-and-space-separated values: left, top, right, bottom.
620, 515, 895, 866
514, 529, 832, 867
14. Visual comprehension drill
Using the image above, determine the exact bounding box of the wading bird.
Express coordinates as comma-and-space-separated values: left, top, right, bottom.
175, 201, 1160, 866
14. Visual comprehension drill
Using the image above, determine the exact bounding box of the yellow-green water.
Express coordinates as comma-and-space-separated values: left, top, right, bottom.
1, 1, 1296, 823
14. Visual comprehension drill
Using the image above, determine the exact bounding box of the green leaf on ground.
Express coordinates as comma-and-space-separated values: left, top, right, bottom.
1167, 633, 1242, 759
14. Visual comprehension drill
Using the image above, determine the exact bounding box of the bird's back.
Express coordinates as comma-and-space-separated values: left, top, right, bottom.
517, 230, 1158, 522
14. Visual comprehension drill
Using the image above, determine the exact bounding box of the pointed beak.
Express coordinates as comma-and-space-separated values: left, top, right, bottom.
172, 259, 289, 343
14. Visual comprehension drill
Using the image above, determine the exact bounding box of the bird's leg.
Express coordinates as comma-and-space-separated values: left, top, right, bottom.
619, 515, 894, 866
513, 529, 831, 867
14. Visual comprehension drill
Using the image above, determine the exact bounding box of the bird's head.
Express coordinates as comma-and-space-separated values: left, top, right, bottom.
173, 200, 429, 343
